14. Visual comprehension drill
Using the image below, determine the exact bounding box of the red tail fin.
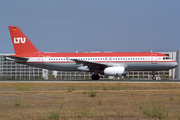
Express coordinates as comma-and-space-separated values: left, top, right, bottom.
8, 26, 41, 55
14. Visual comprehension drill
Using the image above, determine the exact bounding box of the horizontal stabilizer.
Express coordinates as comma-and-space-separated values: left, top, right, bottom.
5, 56, 28, 62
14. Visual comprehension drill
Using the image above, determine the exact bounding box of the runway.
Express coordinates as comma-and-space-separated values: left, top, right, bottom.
0, 79, 180, 83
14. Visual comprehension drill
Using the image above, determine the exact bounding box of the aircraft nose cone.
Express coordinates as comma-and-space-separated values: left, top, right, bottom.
173, 62, 178, 68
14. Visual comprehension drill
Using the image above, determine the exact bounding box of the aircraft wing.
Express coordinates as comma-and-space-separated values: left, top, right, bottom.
68, 58, 111, 67
5, 56, 29, 62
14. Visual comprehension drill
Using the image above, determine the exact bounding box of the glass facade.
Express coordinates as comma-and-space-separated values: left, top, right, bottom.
0, 54, 42, 79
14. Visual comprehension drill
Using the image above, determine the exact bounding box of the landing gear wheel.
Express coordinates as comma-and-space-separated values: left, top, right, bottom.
91, 75, 100, 80
152, 76, 156, 80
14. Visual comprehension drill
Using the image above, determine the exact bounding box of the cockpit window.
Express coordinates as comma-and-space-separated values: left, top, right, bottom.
163, 57, 171, 60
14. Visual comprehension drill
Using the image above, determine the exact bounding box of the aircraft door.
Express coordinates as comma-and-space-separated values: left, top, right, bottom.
38, 55, 44, 65
151, 54, 157, 64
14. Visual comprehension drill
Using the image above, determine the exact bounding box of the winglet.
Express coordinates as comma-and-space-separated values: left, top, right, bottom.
8, 26, 41, 55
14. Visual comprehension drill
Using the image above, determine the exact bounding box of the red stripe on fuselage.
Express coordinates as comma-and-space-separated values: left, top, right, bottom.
10, 52, 168, 58
24, 61, 176, 64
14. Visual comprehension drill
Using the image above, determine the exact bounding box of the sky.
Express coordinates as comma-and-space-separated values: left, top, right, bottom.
0, 0, 180, 54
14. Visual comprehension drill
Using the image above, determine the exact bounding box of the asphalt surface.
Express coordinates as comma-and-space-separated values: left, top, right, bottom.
0, 79, 180, 83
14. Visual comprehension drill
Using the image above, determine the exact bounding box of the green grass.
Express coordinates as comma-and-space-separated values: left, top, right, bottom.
111, 84, 121, 90
97, 98, 102, 105
81, 107, 91, 118
49, 111, 59, 120
67, 85, 75, 92
139, 100, 168, 119
72, 107, 92, 119
16, 85, 29, 91
102, 85, 108, 90
88, 89, 97, 97
177, 111, 180, 120
15, 100, 20, 106
170, 95, 174, 101
111, 86, 116, 90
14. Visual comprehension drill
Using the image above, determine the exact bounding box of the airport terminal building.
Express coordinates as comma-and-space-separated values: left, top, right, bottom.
0, 51, 180, 80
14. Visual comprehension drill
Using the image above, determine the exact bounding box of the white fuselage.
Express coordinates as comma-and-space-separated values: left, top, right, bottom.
20, 55, 177, 71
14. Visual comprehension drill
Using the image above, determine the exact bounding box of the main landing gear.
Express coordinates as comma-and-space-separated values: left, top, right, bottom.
91, 74, 100, 80
152, 71, 156, 80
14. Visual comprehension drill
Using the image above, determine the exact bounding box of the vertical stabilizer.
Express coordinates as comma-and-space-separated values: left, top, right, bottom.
8, 26, 41, 55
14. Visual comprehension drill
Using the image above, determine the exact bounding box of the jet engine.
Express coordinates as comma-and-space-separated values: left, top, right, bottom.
104, 67, 125, 76
77, 66, 89, 71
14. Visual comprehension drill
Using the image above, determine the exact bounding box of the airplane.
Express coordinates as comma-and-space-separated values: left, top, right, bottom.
6, 26, 178, 80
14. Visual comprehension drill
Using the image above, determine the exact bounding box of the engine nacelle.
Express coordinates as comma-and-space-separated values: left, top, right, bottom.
77, 66, 89, 71
104, 67, 125, 76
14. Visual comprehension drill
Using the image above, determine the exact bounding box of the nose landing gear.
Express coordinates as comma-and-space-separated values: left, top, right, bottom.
152, 71, 156, 80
